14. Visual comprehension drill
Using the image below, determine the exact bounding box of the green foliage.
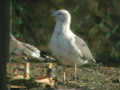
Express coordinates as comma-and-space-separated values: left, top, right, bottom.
116, 41, 120, 48
110, 47, 115, 57
105, 33, 111, 40
105, 25, 119, 40
73, 5, 80, 13
18, 18, 22, 25
99, 19, 104, 28
15, 32, 20, 38
12, 0, 24, 39
111, 25, 119, 34
9, 57, 15, 62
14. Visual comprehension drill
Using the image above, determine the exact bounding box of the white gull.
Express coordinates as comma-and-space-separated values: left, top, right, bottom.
50, 9, 95, 66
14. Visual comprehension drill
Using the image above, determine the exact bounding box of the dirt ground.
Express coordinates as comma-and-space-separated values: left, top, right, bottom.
7, 56, 120, 90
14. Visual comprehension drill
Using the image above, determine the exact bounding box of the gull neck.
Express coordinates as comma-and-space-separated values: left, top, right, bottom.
55, 20, 71, 34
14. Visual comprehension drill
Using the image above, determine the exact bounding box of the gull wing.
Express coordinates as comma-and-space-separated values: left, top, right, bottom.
75, 36, 95, 62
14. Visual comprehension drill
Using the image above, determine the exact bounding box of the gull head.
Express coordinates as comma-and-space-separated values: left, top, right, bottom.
52, 9, 71, 23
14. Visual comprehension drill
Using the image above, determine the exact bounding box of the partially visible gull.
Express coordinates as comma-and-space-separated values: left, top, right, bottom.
10, 34, 45, 60
50, 9, 95, 66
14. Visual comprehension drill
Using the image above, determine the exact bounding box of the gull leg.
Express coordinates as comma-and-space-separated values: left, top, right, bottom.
64, 71, 66, 82
63, 64, 66, 83
74, 64, 77, 81
24, 62, 30, 80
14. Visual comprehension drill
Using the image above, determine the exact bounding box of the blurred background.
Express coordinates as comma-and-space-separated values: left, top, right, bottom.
11, 0, 120, 65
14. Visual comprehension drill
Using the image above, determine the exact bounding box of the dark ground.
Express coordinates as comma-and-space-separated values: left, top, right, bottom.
7, 56, 120, 90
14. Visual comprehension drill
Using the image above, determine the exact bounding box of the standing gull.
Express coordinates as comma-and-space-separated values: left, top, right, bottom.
50, 9, 96, 67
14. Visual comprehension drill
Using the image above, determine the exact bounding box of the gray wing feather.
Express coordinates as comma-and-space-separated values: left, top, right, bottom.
75, 36, 95, 61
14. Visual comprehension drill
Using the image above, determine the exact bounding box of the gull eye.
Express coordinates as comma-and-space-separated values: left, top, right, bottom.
57, 12, 63, 15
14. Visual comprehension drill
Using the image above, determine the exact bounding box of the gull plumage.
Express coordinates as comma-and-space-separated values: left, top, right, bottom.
10, 34, 44, 60
50, 9, 95, 66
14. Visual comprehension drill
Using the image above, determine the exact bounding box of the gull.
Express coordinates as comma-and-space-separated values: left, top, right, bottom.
50, 9, 95, 66
10, 34, 45, 61
50, 9, 96, 80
